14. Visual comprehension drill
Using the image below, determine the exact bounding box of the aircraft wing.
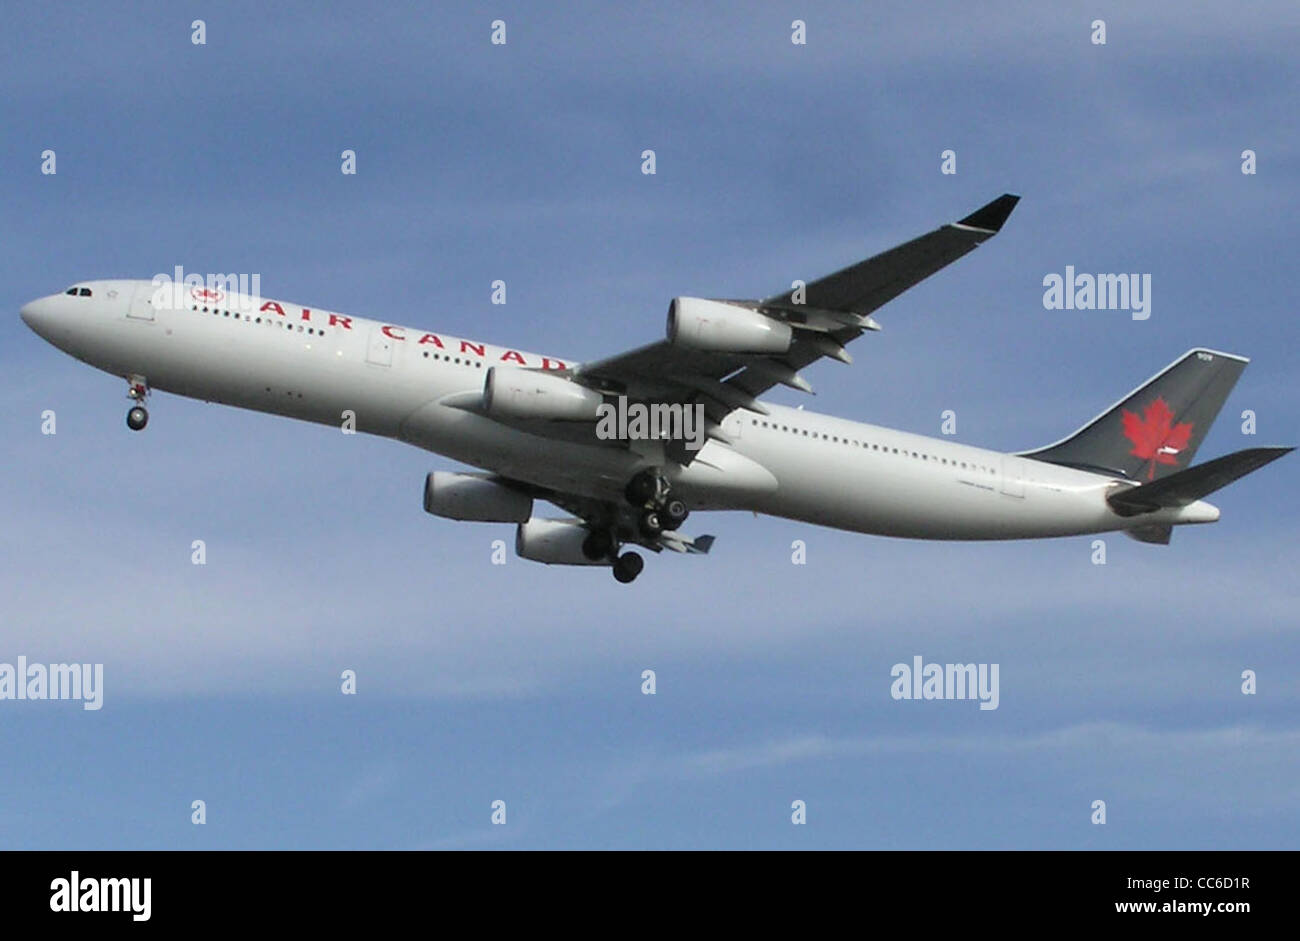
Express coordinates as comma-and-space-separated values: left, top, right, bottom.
568, 194, 1019, 419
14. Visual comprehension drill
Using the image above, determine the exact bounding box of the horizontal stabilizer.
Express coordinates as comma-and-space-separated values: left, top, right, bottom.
1108, 446, 1293, 516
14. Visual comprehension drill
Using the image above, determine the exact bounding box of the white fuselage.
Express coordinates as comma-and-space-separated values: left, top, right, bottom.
20, 280, 1218, 540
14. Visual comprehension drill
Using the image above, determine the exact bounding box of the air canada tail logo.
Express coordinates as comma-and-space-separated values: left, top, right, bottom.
1121, 396, 1193, 479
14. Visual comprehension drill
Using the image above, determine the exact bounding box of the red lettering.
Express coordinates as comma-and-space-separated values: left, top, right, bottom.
417, 333, 445, 348
260, 301, 286, 316
541, 358, 566, 370
382, 325, 405, 340
500, 350, 526, 365
328, 314, 352, 329
460, 341, 485, 357
300, 308, 313, 321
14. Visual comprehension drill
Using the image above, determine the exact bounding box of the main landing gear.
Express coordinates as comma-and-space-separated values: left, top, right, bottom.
580, 527, 646, 584
590, 468, 690, 584
125, 376, 149, 431
612, 551, 644, 584
624, 468, 689, 539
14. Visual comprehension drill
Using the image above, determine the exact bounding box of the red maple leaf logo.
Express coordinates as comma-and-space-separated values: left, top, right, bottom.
1121, 397, 1193, 480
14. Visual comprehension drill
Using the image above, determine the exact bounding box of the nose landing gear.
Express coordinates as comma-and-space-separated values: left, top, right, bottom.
125, 376, 149, 431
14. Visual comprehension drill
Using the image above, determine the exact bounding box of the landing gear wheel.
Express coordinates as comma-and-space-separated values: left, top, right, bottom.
638, 509, 663, 539
612, 551, 644, 583
582, 529, 615, 562
625, 471, 660, 507
661, 498, 689, 531
125, 376, 150, 430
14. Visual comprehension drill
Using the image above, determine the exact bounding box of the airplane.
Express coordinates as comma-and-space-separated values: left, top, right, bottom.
19, 194, 1291, 583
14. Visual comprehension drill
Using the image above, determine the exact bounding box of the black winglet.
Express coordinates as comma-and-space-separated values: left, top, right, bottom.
957, 193, 1020, 233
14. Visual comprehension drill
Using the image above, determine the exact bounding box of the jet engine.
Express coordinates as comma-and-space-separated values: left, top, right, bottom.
483, 367, 604, 421
423, 472, 533, 522
515, 518, 607, 565
665, 297, 792, 354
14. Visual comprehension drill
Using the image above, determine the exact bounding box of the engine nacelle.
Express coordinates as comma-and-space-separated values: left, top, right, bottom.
424, 471, 532, 522
515, 518, 606, 565
483, 367, 604, 421
665, 297, 792, 354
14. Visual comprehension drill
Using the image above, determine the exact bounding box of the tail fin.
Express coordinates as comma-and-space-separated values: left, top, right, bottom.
1021, 349, 1248, 480
1108, 446, 1293, 516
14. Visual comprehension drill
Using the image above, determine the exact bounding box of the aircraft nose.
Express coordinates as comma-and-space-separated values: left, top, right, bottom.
20, 295, 58, 336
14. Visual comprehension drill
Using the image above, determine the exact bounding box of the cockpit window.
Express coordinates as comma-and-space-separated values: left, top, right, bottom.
65, 288, 77, 295
78, 287, 92, 296
65, 286, 92, 296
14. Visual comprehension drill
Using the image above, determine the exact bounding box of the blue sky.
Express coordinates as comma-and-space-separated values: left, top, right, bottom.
1, 1, 1297, 848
